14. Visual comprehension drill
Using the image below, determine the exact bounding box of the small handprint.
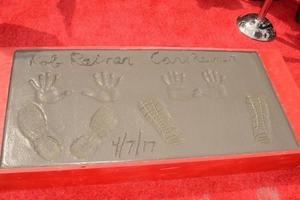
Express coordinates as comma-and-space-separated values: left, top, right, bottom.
82, 71, 123, 102
200, 69, 227, 98
162, 71, 198, 101
29, 72, 72, 104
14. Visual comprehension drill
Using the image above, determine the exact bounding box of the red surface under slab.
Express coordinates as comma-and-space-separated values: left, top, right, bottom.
0, 0, 300, 199
1, 48, 300, 194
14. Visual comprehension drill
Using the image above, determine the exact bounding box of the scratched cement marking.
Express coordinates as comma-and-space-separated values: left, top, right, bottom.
30, 54, 63, 68
112, 130, 156, 158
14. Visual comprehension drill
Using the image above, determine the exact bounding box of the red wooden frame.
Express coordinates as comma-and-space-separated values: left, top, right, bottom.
0, 47, 300, 190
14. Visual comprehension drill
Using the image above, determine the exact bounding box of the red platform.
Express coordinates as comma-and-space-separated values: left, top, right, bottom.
0, 47, 300, 195
0, 0, 300, 199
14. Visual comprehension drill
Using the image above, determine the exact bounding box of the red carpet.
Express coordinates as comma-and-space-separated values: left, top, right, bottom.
0, 0, 300, 199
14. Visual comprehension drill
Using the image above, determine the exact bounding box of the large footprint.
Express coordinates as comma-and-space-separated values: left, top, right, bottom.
17, 103, 61, 161
70, 105, 118, 159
